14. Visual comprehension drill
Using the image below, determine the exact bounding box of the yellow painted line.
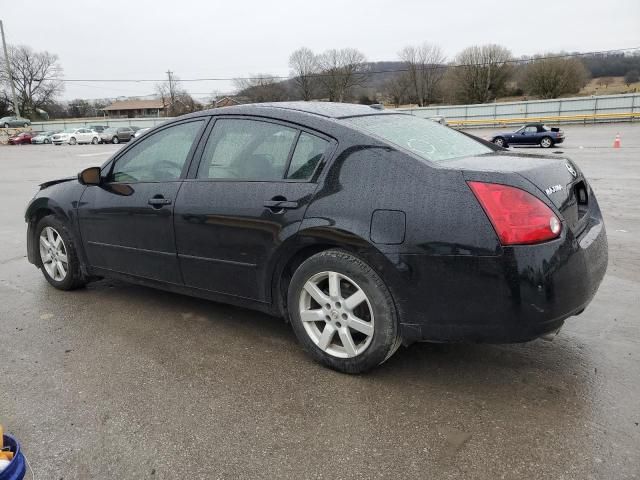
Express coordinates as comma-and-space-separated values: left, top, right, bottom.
445, 111, 640, 127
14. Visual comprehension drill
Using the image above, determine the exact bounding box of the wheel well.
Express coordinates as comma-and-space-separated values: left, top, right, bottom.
275, 244, 341, 319
27, 208, 53, 266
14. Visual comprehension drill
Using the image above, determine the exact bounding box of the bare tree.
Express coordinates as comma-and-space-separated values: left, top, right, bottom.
0, 44, 63, 118
234, 74, 288, 103
289, 47, 318, 100
156, 72, 201, 116
316, 48, 369, 102
383, 73, 411, 107
451, 44, 512, 103
523, 57, 589, 99
398, 43, 446, 106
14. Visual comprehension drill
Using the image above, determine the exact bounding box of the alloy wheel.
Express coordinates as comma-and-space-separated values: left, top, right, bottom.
541, 137, 552, 148
39, 226, 69, 282
298, 271, 374, 358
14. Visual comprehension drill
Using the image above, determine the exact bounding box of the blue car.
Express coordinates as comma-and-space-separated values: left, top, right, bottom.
491, 123, 565, 148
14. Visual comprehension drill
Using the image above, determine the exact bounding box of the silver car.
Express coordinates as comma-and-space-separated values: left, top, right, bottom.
31, 130, 61, 144
1, 116, 31, 128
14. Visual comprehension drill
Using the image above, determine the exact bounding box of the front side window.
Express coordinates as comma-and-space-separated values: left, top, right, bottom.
197, 119, 297, 180
344, 114, 491, 164
524, 126, 537, 134
286, 132, 329, 180
111, 120, 204, 182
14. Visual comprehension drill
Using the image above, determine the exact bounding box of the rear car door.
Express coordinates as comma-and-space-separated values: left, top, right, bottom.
174, 117, 332, 301
77, 118, 207, 283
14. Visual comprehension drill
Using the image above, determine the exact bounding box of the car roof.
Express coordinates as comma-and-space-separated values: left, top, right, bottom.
186, 101, 400, 120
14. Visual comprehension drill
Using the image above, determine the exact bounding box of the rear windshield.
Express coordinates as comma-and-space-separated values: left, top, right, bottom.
343, 114, 491, 163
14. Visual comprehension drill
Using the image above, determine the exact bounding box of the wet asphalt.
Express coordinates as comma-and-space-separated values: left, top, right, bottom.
0, 124, 638, 479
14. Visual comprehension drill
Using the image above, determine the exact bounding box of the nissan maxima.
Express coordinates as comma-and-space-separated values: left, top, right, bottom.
25, 102, 608, 373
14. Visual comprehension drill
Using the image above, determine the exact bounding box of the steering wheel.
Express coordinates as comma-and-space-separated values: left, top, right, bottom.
153, 160, 183, 179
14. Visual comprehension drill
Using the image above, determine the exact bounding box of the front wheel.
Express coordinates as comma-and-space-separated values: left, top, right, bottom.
23, 123, 29, 128
36, 215, 87, 290
540, 136, 553, 148
288, 249, 401, 373
112, 136, 119, 144
3, 123, 8, 128
69, 137, 77, 145
91, 137, 98, 144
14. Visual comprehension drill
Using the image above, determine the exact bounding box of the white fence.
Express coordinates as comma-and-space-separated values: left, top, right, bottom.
28, 93, 640, 131
397, 93, 640, 127
30, 116, 175, 132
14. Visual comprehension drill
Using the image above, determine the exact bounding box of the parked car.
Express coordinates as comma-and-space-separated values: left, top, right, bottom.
1, 116, 31, 128
31, 130, 62, 144
8, 131, 34, 145
129, 126, 141, 132
133, 127, 150, 138
51, 128, 100, 145
24, 102, 608, 373
89, 125, 108, 133
491, 123, 565, 148
100, 127, 135, 144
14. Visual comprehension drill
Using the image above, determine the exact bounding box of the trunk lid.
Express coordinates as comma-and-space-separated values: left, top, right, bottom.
445, 152, 589, 234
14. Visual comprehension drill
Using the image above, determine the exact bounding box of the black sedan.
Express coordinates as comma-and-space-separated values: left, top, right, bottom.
491, 123, 565, 148
25, 103, 608, 373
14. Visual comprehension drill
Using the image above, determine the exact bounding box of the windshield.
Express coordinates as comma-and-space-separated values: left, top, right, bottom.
104, 128, 116, 133
343, 114, 491, 163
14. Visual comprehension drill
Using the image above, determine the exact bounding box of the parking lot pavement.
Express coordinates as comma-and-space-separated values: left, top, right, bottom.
0, 125, 639, 479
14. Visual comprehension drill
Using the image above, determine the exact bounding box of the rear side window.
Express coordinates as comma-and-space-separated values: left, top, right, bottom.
198, 119, 297, 180
344, 114, 491, 163
286, 132, 328, 180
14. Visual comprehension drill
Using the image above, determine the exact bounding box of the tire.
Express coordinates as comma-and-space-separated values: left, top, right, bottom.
493, 137, 506, 147
35, 215, 87, 291
69, 137, 77, 145
91, 137, 98, 145
44, 138, 51, 144
3, 123, 8, 128
23, 123, 29, 128
540, 136, 553, 148
112, 136, 119, 144
287, 249, 401, 373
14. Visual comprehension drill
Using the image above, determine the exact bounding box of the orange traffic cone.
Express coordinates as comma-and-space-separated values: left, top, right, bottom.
613, 134, 621, 148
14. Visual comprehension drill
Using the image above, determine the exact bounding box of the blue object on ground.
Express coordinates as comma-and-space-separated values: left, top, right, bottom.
0, 434, 26, 480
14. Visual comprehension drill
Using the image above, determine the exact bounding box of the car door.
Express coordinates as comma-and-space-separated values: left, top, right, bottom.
77, 118, 207, 283
174, 117, 333, 301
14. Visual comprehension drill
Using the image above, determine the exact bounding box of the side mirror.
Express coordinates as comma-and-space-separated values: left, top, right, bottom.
78, 166, 102, 185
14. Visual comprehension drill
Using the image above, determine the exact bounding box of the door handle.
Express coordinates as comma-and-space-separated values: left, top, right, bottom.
264, 199, 298, 210
148, 196, 172, 207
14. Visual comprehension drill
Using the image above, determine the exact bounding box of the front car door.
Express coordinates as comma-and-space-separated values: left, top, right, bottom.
174, 117, 333, 301
77, 118, 207, 283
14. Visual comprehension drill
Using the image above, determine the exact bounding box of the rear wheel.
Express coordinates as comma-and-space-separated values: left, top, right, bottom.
44, 138, 51, 144
91, 137, 98, 144
288, 249, 401, 373
540, 136, 553, 148
23, 122, 29, 128
3, 122, 8, 128
36, 215, 87, 290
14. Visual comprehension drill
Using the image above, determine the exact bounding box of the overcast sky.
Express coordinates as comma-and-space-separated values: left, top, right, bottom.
3, 0, 639, 100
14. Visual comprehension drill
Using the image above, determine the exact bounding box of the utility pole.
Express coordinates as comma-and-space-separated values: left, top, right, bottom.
166, 70, 174, 117
0, 20, 20, 118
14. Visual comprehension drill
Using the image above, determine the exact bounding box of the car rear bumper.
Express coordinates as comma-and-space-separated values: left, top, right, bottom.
392, 210, 608, 344
554, 137, 565, 144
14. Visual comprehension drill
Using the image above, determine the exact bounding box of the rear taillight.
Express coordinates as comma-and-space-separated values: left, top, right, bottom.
468, 181, 561, 245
